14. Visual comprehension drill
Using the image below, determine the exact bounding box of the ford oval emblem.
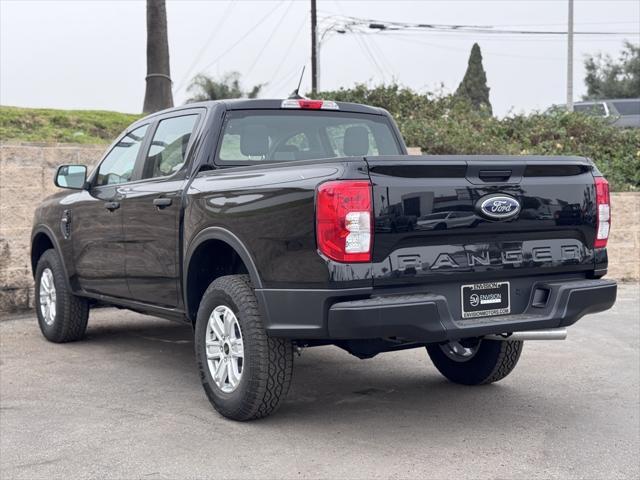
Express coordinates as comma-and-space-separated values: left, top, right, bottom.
478, 194, 521, 220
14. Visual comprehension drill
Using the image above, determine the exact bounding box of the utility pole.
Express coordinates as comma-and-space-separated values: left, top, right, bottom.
566, 0, 574, 111
311, 0, 318, 95
143, 0, 174, 113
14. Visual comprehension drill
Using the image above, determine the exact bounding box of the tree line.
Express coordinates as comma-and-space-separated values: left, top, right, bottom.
142, 0, 638, 113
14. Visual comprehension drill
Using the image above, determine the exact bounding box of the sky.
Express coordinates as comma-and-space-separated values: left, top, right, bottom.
1, 0, 638, 117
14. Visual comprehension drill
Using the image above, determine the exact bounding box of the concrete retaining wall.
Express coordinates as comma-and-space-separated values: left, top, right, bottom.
1, 143, 104, 312
1, 142, 638, 313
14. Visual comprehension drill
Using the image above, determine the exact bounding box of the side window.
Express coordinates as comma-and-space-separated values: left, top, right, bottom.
142, 115, 198, 179
96, 125, 148, 186
574, 103, 607, 116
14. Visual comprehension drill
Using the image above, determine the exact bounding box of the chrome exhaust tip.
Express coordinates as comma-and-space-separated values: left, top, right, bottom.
485, 328, 568, 341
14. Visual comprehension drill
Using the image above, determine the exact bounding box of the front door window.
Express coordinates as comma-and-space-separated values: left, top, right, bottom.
96, 125, 148, 186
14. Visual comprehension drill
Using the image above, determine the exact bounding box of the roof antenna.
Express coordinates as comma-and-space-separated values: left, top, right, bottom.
288, 66, 306, 99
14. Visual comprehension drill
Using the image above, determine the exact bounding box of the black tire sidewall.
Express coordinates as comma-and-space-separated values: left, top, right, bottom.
194, 283, 258, 418
35, 250, 66, 340
427, 339, 512, 385
34, 249, 88, 343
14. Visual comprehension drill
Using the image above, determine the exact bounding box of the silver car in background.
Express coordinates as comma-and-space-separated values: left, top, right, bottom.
550, 98, 640, 128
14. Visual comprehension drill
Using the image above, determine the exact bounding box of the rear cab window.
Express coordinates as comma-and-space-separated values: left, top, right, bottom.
142, 114, 199, 179
216, 110, 402, 165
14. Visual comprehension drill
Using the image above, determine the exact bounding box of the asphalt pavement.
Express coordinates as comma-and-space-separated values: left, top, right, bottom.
1, 283, 638, 479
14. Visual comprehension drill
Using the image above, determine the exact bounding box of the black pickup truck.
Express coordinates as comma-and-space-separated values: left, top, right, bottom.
32, 98, 617, 420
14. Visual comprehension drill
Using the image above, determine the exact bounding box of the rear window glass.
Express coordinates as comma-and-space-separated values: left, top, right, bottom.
217, 110, 401, 163
612, 100, 640, 116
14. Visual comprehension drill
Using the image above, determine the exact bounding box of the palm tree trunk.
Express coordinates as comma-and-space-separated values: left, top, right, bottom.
143, 0, 173, 113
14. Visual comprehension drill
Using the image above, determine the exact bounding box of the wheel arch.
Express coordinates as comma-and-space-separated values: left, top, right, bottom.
31, 225, 76, 294
184, 227, 263, 324
31, 226, 67, 275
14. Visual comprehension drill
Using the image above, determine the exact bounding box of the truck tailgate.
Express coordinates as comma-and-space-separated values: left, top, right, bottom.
366, 155, 598, 287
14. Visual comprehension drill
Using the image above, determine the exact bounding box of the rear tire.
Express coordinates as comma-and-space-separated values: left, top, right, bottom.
426, 338, 523, 385
194, 274, 293, 421
35, 249, 89, 343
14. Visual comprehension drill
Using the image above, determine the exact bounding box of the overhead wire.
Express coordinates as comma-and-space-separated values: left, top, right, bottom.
374, 31, 635, 42
386, 34, 565, 61
366, 34, 395, 78
266, 62, 309, 96
175, 0, 237, 93
194, 1, 288, 78
352, 32, 388, 82
317, 12, 639, 36
245, 0, 295, 78
263, 12, 310, 96
328, 0, 388, 83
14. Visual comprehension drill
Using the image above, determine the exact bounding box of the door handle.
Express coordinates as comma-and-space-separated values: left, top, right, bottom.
153, 197, 172, 209
105, 201, 120, 212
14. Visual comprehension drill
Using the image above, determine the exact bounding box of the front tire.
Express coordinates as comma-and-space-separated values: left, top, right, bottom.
426, 338, 523, 385
194, 275, 293, 421
35, 249, 89, 343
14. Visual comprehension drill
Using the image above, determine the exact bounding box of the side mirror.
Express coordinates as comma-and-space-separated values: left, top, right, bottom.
55, 165, 87, 190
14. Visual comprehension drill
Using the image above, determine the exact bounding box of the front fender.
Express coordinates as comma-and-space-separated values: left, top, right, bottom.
31, 224, 74, 291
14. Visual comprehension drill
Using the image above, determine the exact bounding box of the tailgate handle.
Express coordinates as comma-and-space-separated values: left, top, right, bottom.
479, 169, 512, 182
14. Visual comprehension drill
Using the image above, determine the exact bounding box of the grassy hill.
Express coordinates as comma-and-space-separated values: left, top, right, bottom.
0, 106, 141, 144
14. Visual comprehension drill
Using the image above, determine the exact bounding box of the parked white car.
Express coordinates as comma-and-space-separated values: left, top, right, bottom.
416, 211, 477, 230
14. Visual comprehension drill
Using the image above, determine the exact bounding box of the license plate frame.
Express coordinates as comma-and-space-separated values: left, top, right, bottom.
460, 281, 511, 319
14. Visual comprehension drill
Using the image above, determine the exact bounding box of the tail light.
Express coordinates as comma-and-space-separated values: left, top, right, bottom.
316, 180, 372, 262
594, 176, 610, 248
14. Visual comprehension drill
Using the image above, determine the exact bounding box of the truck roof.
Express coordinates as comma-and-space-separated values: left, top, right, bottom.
220, 98, 387, 115
149, 98, 388, 117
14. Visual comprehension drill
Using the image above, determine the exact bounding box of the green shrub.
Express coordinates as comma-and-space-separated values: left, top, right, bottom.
319, 84, 640, 191
0, 106, 141, 145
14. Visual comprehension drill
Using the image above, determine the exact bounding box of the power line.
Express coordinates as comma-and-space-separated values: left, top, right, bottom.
318, 13, 639, 36
175, 0, 237, 93
345, 30, 387, 82
194, 1, 288, 79
387, 34, 565, 61
468, 20, 640, 27
376, 31, 634, 42
263, 13, 309, 95
265, 57, 310, 96
317, 10, 639, 29
367, 34, 395, 77
245, 0, 295, 78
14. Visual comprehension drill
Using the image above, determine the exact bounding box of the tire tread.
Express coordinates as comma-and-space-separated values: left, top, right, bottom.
480, 340, 523, 384
35, 249, 89, 343
196, 275, 293, 421
427, 339, 523, 386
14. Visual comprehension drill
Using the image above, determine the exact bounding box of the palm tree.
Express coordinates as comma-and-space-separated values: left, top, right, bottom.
143, 0, 174, 113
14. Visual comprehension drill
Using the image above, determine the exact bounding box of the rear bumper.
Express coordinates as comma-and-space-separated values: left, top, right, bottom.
257, 277, 617, 343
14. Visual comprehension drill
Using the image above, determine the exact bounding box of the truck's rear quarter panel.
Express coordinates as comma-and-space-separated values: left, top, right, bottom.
185, 158, 371, 289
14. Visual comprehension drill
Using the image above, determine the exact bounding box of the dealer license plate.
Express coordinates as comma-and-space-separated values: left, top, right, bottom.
460, 282, 510, 319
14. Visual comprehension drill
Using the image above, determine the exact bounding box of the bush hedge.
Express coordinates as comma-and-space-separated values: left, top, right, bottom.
319, 84, 640, 191
0, 106, 141, 144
